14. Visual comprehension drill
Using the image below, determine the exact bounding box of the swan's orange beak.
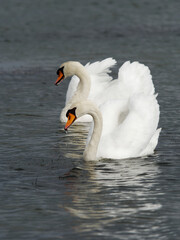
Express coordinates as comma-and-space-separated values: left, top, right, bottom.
55, 71, 64, 85
64, 113, 76, 131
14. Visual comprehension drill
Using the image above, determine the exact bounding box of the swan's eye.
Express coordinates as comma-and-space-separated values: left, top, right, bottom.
66, 107, 77, 118
56, 69, 60, 75
56, 66, 64, 76
66, 110, 70, 118
55, 66, 65, 85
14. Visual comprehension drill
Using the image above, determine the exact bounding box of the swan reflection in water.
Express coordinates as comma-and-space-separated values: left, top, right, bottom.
58, 124, 162, 234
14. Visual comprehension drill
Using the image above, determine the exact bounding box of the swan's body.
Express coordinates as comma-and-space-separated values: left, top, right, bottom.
65, 97, 161, 161
56, 58, 155, 123
56, 58, 161, 160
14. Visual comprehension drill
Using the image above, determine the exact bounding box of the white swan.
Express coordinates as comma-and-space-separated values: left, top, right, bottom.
55, 58, 116, 122
64, 97, 161, 161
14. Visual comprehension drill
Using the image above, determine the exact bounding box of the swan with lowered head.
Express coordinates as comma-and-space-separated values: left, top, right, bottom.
64, 96, 161, 161
55, 59, 155, 123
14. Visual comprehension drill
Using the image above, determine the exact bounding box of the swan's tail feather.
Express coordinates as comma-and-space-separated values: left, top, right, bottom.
140, 128, 161, 156
118, 61, 155, 95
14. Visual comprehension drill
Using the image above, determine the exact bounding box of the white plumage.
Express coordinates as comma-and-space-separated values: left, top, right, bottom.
58, 59, 156, 122
56, 58, 161, 160
96, 94, 160, 159
67, 97, 160, 160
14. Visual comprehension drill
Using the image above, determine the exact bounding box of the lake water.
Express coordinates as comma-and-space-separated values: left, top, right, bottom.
0, 0, 180, 239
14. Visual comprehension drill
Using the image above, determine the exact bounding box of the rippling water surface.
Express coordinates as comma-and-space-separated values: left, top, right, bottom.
0, 0, 180, 239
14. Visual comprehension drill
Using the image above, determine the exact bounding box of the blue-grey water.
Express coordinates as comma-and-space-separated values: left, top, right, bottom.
0, 0, 180, 239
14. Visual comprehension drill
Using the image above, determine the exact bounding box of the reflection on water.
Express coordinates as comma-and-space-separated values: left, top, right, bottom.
62, 123, 90, 160
58, 126, 163, 236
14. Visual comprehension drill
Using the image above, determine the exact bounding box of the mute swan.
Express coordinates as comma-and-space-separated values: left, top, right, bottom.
64, 97, 161, 161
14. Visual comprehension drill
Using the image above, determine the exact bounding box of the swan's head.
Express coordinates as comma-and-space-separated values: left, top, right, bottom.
55, 61, 82, 86
64, 101, 98, 131
64, 102, 85, 131
64, 107, 77, 131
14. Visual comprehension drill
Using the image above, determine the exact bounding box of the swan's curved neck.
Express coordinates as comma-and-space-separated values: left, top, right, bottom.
76, 66, 91, 99
83, 106, 103, 161
71, 63, 91, 102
